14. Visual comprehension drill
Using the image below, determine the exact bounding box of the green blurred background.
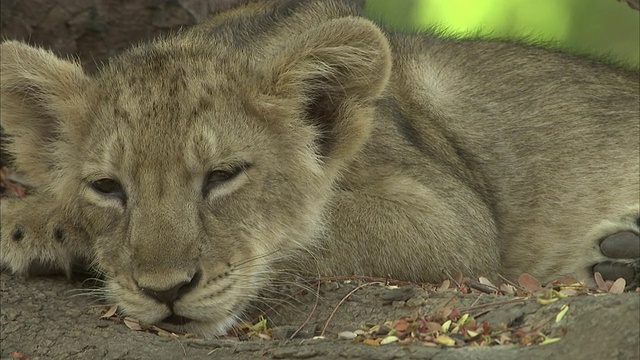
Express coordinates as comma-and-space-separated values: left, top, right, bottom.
366, 0, 640, 67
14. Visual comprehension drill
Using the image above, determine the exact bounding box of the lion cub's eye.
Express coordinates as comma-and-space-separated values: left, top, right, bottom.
90, 178, 126, 201
202, 165, 246, 196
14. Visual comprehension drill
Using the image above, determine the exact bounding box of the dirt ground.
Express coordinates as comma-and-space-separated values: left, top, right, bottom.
1, 271, 638, 360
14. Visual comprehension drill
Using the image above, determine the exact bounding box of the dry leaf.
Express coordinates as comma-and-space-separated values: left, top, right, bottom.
438, 279, 451, 292
518, 273, 542, 293
499, 283, 516, 295
100, 305, 118, 319
8, 352, 27, 360
594, 272, 609, 291
498, 332, 512, 345
608, 278, 626, 294
454, 272, 464, 284
425, 321, 442, 332
478, 277, 497, 288
363, 338, 381, 346
559, 275, 578, 285
393, 319, 410, 332
123, 317, 143, 331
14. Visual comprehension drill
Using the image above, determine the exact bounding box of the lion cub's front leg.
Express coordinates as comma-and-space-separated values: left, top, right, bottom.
0, 192, 92, 278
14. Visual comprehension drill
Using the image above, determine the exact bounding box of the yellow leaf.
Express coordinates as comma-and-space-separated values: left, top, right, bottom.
466, 330, 479, 338
540, 337, 562, 345
457, 313, 469, 326
537, 290, 567, 305
250, 316, 268, 332
380, 336, 400, 345
441, 320, 452, 333
555, 305, 569, 323
435, 335, 456, 346
537, 297, 559, 305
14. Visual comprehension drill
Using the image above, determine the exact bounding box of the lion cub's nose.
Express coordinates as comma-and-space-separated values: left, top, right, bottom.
137, 270, 202, 304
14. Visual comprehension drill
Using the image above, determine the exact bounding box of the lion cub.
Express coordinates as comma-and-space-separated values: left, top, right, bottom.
1, 0, 638, 337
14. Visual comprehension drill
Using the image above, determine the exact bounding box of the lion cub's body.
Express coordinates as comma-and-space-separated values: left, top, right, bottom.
1, 0, 638, 337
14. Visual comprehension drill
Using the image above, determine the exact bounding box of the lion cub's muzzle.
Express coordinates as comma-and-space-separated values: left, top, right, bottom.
135, 268, 203, 323
136, 269, 203, 304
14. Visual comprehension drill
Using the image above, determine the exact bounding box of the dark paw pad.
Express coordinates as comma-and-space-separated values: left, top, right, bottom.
595, 231, 639, 287
599, 231, 639, 259
592, 262, 636, 284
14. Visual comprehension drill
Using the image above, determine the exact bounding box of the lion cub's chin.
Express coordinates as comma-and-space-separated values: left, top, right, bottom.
106, 276, 257, 338
159, 317, 241, 338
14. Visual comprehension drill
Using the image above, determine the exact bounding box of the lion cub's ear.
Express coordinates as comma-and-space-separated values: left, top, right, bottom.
260, 17, 392, 169
1, 41, 89, 186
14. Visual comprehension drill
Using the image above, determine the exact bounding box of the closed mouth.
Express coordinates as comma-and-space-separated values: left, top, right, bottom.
162, 314, 194, 325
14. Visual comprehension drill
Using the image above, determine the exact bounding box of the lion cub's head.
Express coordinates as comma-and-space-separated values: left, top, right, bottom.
0, 12, 390, 336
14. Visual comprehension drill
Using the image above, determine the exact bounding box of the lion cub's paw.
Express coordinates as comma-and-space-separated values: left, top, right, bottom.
579, 207, 640, 289
593, 228, 640, 289
0, 195, 91, 279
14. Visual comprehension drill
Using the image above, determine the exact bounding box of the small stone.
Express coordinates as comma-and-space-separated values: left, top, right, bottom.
380, 286, 417, 304
406, 297, 426, 307
271, 324, 318, 340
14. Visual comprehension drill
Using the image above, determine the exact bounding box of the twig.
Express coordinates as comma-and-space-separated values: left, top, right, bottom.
460, 297, 531, 314
498, 274, 526, 292
468, 293, 484, 309
465, 280, 506, 294
320, 281, 380, 336
289, 278, 322, 339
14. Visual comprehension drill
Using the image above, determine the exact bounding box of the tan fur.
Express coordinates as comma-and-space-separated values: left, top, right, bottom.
1, 0, 638, 337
